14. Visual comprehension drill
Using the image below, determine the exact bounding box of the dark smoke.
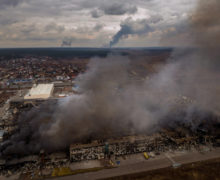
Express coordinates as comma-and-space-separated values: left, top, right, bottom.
167, 0, 220, 115
191, 0, 220, 59
61, 38, 74, 47
109, 17, 154, 47
1, 0, 220, 156
109, 15, 163, 47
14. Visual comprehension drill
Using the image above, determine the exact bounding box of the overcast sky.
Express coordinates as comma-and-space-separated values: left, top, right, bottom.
0, 0, 198, 48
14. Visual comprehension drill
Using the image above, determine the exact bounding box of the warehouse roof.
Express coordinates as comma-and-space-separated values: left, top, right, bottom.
24, 84, 54, 99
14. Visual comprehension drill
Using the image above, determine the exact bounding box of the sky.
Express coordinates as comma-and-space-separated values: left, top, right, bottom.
0, 0, 198, 48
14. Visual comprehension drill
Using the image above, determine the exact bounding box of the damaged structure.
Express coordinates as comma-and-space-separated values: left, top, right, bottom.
70, 130, 218, 162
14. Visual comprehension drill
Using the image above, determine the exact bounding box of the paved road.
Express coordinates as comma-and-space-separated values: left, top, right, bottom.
51, 148, 220, 180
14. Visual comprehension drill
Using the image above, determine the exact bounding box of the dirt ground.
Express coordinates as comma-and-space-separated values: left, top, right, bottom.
101, 158, 220, 180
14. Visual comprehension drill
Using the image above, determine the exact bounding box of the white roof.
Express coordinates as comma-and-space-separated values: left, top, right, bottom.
24, 84, 54, 99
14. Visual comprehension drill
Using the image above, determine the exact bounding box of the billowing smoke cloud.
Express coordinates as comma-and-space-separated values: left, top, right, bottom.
1, 0, 220, 156
191, 0, 220, 58
175, 0, 220, 111
156, 0, 220, 116
109, 16, 162, 47
155, 0, 220, 116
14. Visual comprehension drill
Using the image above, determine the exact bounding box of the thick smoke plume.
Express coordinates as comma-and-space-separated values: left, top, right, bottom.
191, 0, 220, 58
109, 17, 156, 47
1, 0, 220, 156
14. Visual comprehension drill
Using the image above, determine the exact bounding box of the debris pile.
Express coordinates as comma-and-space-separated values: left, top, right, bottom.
0, 153, 69, 178
70, 127, 219, 162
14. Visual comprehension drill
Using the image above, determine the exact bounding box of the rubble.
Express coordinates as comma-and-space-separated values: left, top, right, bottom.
0, 153, 71, 178
69, 130, 218, 162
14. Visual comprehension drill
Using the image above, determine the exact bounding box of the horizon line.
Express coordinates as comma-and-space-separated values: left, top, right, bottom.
0, 46, 175, 49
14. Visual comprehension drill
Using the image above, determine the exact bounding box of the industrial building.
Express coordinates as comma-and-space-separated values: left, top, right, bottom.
24, 84, 54, 100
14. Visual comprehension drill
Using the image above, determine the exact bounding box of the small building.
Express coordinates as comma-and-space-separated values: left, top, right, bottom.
24, 84, 54, 100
